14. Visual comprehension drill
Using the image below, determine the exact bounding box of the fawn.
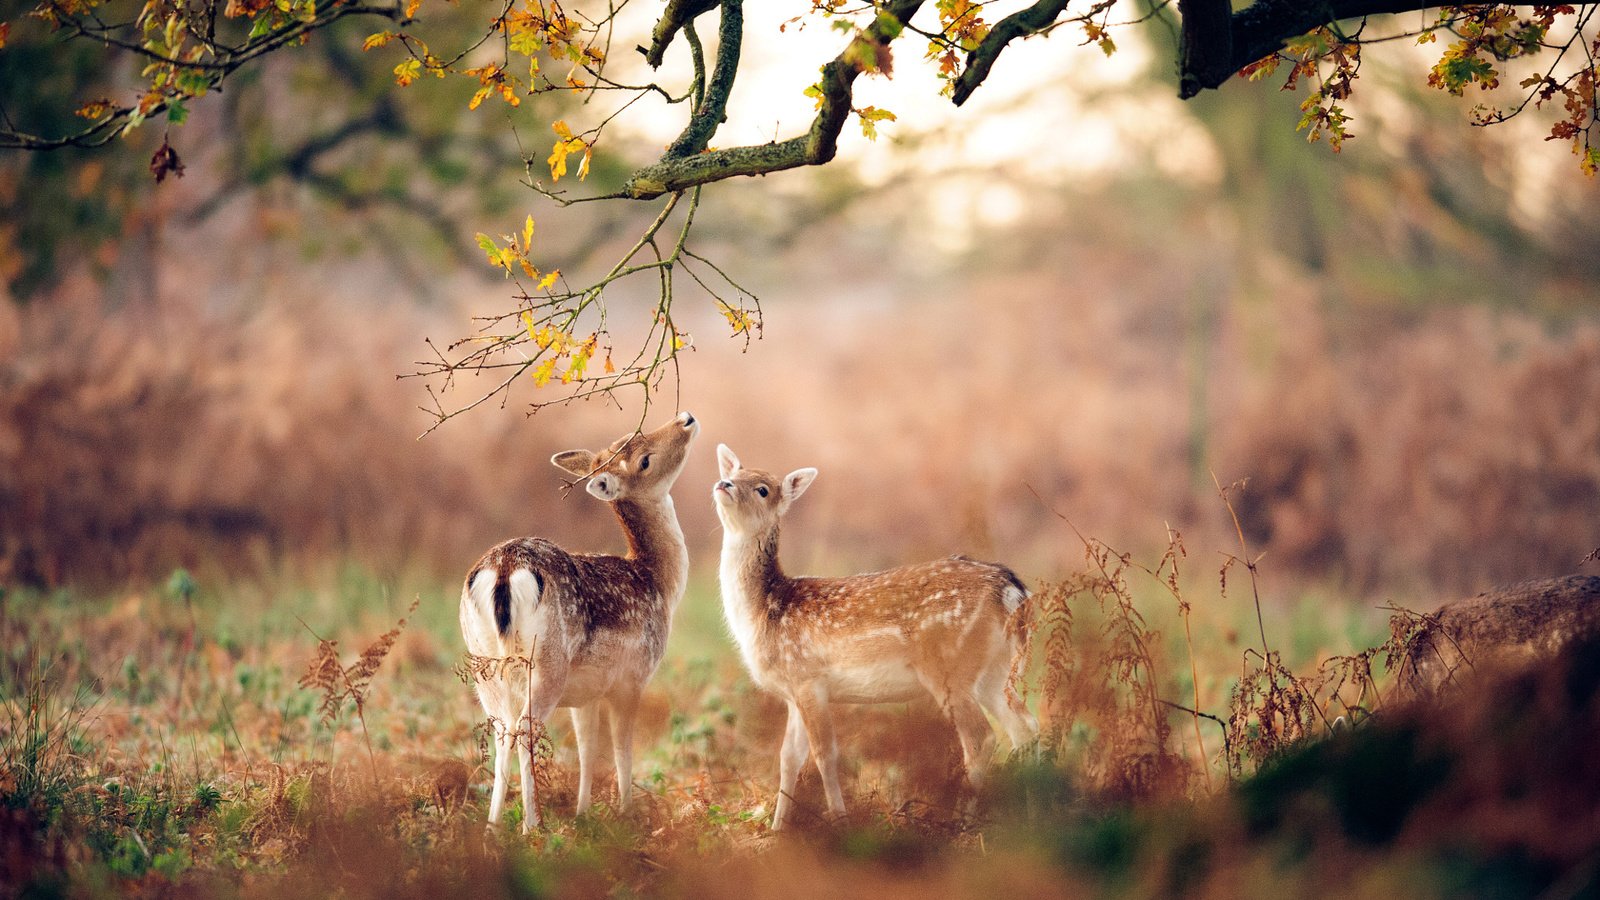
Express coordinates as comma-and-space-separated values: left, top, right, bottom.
711, 444, 1037, 830
460, 411, 699, 832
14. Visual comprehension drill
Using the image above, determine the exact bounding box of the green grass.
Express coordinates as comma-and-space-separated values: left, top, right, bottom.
4, 556, 1579, 898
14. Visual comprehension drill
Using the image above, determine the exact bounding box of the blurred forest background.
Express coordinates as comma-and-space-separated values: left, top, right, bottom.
2, 2, 1598, 606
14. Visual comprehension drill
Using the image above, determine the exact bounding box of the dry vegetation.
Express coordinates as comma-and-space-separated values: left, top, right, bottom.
3, 158, 1599, 896
3, 242, 1598, 598
3, 511, 1599, 897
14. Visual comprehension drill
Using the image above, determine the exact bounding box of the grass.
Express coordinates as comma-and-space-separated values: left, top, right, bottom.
1, 544, 1596, 898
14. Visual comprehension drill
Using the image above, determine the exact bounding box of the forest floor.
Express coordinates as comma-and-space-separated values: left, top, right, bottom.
3, 557, 1599, 899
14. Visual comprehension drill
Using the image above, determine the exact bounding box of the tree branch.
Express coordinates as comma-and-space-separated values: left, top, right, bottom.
623, 0, 922, 199
1182, 0, 1600, 97
640, 0, 719, 68
0, 0, 405, 151
664, 0, 742, 159
1176, 0, 1232, 100
951, 0, 1071, 107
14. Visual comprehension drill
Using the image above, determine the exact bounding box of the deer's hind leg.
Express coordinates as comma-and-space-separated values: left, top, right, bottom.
917, 669, 997, 792
516, 671, 566, 833
487, 725, 512, 828
605, 681, 643, 811
791, 683, 846, 819
571, 703, 603, 815
975, 648, 1038, 753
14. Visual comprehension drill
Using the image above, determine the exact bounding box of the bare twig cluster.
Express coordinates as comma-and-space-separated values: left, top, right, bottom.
406, 185, 762, 435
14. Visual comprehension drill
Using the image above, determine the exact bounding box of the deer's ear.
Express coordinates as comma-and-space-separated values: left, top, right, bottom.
552, 450, 598, 477
716, 444, 742, 480
778, 468, 818, 511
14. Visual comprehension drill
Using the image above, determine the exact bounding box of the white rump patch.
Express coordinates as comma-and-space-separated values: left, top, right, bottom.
509, 568, 540, 605
1001, 583, 1027, 614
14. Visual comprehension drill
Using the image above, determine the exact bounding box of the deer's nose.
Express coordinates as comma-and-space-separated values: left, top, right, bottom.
714, 480, 733, 492
679, 411, 696, 428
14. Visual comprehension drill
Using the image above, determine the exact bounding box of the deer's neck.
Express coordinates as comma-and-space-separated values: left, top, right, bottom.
613, 495, 688, 607
720, 524, 785, 628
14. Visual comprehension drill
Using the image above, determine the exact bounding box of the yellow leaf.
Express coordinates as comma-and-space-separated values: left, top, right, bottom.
403, 0, 421, 18
552, 119, 573, 141
855, 105, 897, 141
537, 270, 559, 290
362, 31, 393, 50
76, 99, 113, 120
393, 58, 421, 86
522, 214, 534, 252
718, 300, 757, 334
531, 358, 557, 387
521, 310, 536, 341
468, 86, 491, 110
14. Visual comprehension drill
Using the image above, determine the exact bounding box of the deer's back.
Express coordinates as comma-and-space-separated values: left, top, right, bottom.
1401, 575, 1600, 697
753, 556, 1026, 699
462, 537, 670, 675
775, 556, 1022, 629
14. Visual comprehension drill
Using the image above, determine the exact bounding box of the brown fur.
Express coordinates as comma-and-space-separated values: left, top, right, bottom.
741, 547, 1024, 684
1399, 574, 1600, 697
460, 412, 698, 832
713, 444, 1036, 829
466, 536, 665, 660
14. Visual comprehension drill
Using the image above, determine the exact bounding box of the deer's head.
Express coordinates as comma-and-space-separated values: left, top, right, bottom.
711, 444, 816, 539
552, 412, 700, 503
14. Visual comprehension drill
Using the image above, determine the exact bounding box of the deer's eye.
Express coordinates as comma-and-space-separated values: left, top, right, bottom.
756, 485, 769, 498
639, 455, 651, 471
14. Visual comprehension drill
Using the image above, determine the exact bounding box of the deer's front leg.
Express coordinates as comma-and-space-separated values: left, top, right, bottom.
792, 682, 845, 819
771, 700, 810, 831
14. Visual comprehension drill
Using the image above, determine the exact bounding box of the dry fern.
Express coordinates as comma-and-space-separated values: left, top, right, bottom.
297, 597, 420, 777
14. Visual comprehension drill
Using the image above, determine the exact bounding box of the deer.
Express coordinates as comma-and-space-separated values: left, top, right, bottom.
459, 411, 699, 833
711, 444, 1038, 830
1395, 574, 1600, 699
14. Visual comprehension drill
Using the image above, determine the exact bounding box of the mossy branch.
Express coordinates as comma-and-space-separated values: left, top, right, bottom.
663, 0, 743, 160
623, 0, 921, 200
